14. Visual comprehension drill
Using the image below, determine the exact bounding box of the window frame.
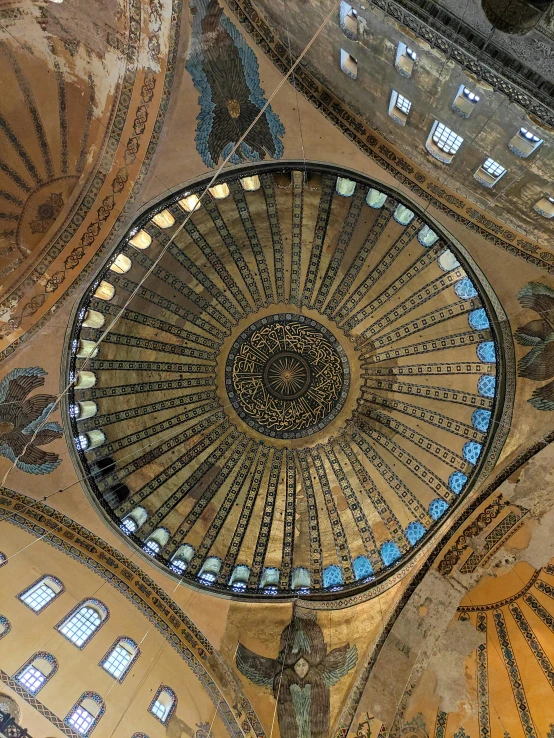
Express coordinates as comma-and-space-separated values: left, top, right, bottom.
148, 685, 177, 725
14, 651, 58, 695
432, 122, 463, 154
481, 157, 506, 178
18, 575, 64, 614
99, 637, 140, 683
55, 598, 109, 649
65, 692, 105, 737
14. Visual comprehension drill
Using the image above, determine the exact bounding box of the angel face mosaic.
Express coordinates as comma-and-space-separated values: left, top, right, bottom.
225, 315, 349, 439
65, 163, 511, 600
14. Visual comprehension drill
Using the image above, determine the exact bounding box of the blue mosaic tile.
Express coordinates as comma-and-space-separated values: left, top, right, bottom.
469, 308, 490, 331
455, 278, 478, 300
381, 541, 401, 566
478, 375, 496, 398
429, 499, 449, 520
323, 565, 343, 588
406, 521, 426, 545
463, 441, 482, 465
352, 556, 373, 580
477, 341, 496, 363
449, 471, 468, 494
472, 409, 491, 432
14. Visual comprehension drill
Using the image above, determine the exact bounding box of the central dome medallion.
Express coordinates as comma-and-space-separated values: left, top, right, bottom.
225, 314, 349, 438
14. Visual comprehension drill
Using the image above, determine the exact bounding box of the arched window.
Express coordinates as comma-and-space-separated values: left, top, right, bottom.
209, 183, 230, 199
429, 499, 448, 520
240, 175, 261, 191
323, 565, 343, 589
65, 693, 105, 736
18, 575, 64, 612
109, 254, 132, 275
56, 599, 108, 648
229, 565, 250, 592
76, 340, 99, 359
366, 189, 387, 209
291, 567, 311, 592
477, 342, 496, 363
15, 652, 58, 694
149, 686, 177, 724
534, 196, 554, 219
454, 278, 478, 300
152, 210, 175, 229
352, 556, 373, 581
472, 409, 491, 432
339, 2, 358, 40
178, 193, 201, 213
469, 309, 490, 331
509, 127, 543, 158
438, 249, 460, 272
129, 229, 152, 250
0, 616, 11, 640
336, 177, 356, 197
260, 567, 279, 593
452, 84, 480, 118
170, 544, 195, 575
143, 528, 169, 556
198, 557, 221, 584
393, 204, 415, 225
418, 225, 439, 247
381, 541, 401, 567
121, 507, 148, 535
426, 121, 463, 164
93, 280, 115, 301
339, 50, 357, 80
100, 638, 139, 682
394, 42, 417, 77
405, 521, 426, 546
474, 158, 507, 188
74, 371, 96, 389
463, 441, 482, 465
449, 471, 468, 494
73, 401, 98, 421
478, 375, 496, 399
82, 310, 105, 329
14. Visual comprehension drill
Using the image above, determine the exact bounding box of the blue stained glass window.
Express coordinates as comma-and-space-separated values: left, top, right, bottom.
323, 565, 343, 588
381, 541, 401, 567
477, 341, 496, 363
478, 375, 496, 398
455, 278, 478, 300
406, 521, 426, 546
429, 499, 449, 520
463, 441, 482, 465
449, 471, 468, 494
469, 309, 490, 331
352, 556, 373, 580
472, 409, 491, 432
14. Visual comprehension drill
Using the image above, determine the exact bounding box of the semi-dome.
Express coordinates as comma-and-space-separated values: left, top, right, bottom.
64, 162, 506, 599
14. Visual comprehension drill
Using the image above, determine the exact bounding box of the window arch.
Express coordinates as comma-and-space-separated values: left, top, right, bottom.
15, 652, 58, 694
352, 556, 373, 581
381, 541, 401, 567
132, 734, 150, 738
74, 371, 96, 389
393, 204, 415, 225
121, 506, 148, 534
65, 692, 105, 736
100, 638, 140, 682
149, 685, 177, 724
291, 567, 311, 592
323, 565, 343, 589
260, 567, 279, 593
93, 280, 115, 301
0, 616, 11, 640
82, 309, 105, 329
429, 499, 448, 520
143, 528, 169, 556
56, 599, 109, 648
229, 565, 250, 592
170, 544, 195, 575
198, 557, 221, 584
18, 575, 64, 613
405, 521, 426, 546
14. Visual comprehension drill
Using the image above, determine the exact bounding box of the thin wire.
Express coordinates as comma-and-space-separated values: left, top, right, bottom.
282, 0, 308, 180
268, 608, 294, 738
0, 0, 344, 489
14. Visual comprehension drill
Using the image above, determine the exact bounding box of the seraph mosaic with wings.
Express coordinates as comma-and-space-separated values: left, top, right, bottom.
236, 611, 357, 738
0, 367, 63, 474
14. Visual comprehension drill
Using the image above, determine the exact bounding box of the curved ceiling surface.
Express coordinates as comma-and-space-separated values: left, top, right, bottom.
65, 162, 508, 599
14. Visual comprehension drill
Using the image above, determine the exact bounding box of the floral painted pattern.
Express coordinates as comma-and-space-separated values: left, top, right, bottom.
0, 367, 62, 474
515, 282, 554, 411
186, 0, 284, 167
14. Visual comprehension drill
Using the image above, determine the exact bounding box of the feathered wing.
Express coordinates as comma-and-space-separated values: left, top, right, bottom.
518, 335, 554, 381
236, 643, 280, 690
322, 644, 358, 687
0, 367, 46, 405
529, 378, 554, 412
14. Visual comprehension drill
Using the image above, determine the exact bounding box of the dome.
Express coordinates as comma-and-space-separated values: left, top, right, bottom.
65, 163, 505, 599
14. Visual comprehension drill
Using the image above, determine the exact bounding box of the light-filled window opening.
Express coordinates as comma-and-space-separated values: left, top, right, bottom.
76, 340, 98, 359
209, 183, 230, 199
336, 177, 356, 196
178, 193, 201, 212
77, 433, 89, 451
198, 557, 221, 584
433, 123, 463, 154
129, 230, 151, 250
82, 310, 105, 329
393, 204, 415, 225
149, 686, 176, 725
121, 517, 137, 534
509, 126, 543, 157
260, 567, 279, 593
19, 576, 63, 612
121, 507, 148, 535
426, 121, 463, 164
395, 42, 417, 77
395, 93, 411, 115
152, 210, 175, 229
475, 157, 507, 188
339, 2, 358, 40
534, 196, 554, 218
74, 401, 97, 421
143, 540, 160, 556
291, 567, 311, 591
93, 280, 115, 301
74, 371, 96, 389
109, 253, 132, 275
170, 544, 195, 575
340, 49, 358, 80
240, 175, 261, 191
101, 639, 138, 681
482, 158, 506, 178
463, 87, 479, 102
389, 91, 411, 126
229, 565, 250, 591
76, 430, 105, 451
452, 84, 480, 118
418, 224, 439, 247
65, 694, 104, 737
15, 654, 57, 695
143, 528, 169, 557
366, 189, 388, 209
57, 601, 107, 648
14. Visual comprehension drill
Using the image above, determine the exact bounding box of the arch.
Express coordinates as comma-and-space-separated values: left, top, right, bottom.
352, 556, 373, 581
366, 188, 387, 209
0, 616, 10, 640
109, 253, 132, 274
429, 499, 448, 520
291, 567, 311, 591
198, 557, 221, 584
240, 175, 261, 191
209, 183, 230, 199
74, 371, 96, 389
74, 401, 97, 421
417, 224, 439, 247
336, 176, 356, 196
229, 565, 250, 591
14, 652, 58, 695
323, 565, 343, 588
478, 375, 496, 399
405, 521, 426, 546
129, 229, 152, 249
81, 310, 105, 329
100, 637, 140, 682
76, 340, 98, 359
393, 204, 415, 225
170, 544, 195, 574
93, 281, 115, 301
152, 209, 175, 228
65, 692, 105, 736
477, 341, 496, 363
56, 599, 109, 648
380, 541, 401, 567
178, 193, 201, 212
143, 527, 170, 556
121, 507, 148, 534
149, 685, 177, 724
449, 471, 468, 494
18, 575, 64, 613
260, 567, 279, 592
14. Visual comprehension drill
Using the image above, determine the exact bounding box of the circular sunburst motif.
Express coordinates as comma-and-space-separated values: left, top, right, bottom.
225, 314, 349, 439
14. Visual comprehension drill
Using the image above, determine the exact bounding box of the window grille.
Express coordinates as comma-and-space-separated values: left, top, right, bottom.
60, 607, 101, 647
17, 665, 46, 694
482, 158, 506, 178
432, 123, 463, 154
395, 93, 411, 115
